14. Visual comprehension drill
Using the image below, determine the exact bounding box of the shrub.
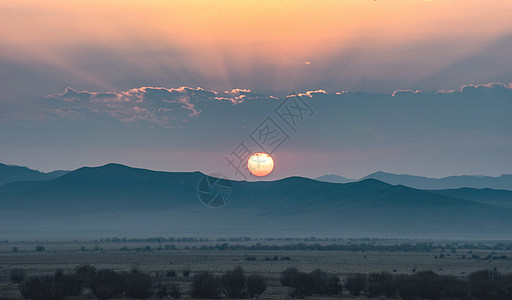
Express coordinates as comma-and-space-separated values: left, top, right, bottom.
155, 282, 180, 299
10, 268, 26, 283
183, 268, 191, 278
35, 245, 45, 252
442, 276, 470, 299
309, 269, 329, 294
87, 270, 124, 300
397, 281, 420, 300
92, 285, 115, 300
280, 267, 299, 287
221, 266, 247, 298
247, 275, 267, 298
166, 270, 177, 277
345, 273, 367, 296
282, 268, 341, 298
75, 264, 96, 284
469, 269, 511, 300
123, 272, 152, 299
367, 271, 396, 298
411, 270, 445, 300
190, 272, 220, 299
309, 268, 341, 295
19, 276, 64, 300
290, 272, 314, 298
325, 275, 342, 295
395, 270, 469, 300
54, 271, 82, 297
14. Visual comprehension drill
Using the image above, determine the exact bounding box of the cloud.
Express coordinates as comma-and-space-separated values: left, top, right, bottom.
2, 82, 512, 178
4, 82, 512, 133
392, 89, 422, 97
43, 86, 269, 127
294, 90, 328, 98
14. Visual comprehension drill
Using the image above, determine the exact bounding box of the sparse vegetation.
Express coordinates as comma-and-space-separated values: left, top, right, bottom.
469, 269, 512, 300
87, 270, 124, 300
345, 273, 367, 296
155, 282, 180, 299
10, 268, 26, 283
367, 271, 397, 298
190, 272, 220, 299
221, 266, 247, 298
280, 268, 341, 298
19, 275, 64, 300
280, 267, 299, 287
246, 274, 267, 298
123, 271, 152, 299
182, 268, 191, 277
166, 270, 177, 277
4, 238, 512, 300
54, 270, 81, 297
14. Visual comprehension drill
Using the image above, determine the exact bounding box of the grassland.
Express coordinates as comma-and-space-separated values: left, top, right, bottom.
1, 238, 511, 299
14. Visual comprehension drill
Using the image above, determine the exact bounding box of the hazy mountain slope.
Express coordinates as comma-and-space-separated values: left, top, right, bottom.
0, 163, 68, 185
429, 188, 512, 208
230, 179, 510, 234
0, 163, 202, 212
1, 164, 511, 239
362, 171, 512, 190
314, 174, 355, 183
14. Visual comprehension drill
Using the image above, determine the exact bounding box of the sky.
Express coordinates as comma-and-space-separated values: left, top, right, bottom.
1, 0, 512, 180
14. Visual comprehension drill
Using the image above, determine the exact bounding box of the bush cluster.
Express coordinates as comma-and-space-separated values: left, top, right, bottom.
469, 269, 512, 300
280, 267, 341, 298
345, 270, 471, 300
18, 270, 81, 300
15, 263, 512, 300
344, 273, 367, 296
190, 267, 267, 299
10, 268, 26, 284
17, 265, 176, 300
154, 282, 181, 299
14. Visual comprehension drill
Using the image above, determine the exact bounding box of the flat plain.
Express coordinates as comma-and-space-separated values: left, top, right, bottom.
1, 238, 511, 299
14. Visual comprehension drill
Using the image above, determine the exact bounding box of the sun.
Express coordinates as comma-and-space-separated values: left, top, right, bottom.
247, 153, 274, 177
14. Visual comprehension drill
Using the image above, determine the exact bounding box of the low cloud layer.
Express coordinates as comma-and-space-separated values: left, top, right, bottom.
41, 87, 270, 128
1, 82, 511, 178
8, 82, 506, 129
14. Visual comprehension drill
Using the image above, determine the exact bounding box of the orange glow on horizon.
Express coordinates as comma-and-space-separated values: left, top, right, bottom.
1, 0, 511, 92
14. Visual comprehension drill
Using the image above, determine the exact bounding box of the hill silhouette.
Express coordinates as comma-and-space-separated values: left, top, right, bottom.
0, 163, 68, 185
362, 171, 512, 190
1, 164, 511, 239
314, 174, 355, 184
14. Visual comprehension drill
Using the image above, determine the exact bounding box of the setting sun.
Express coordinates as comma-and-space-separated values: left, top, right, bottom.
247, 153, 274, 177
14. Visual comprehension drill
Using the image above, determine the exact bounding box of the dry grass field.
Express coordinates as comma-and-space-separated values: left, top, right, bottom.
1, 238, 511, 299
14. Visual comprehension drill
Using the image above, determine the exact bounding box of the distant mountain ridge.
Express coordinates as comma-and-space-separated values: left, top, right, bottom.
1, 163, 511, 239
3, 162, 510, 191
315, 171, 512, 190
0, 163, 68, 185
314, 174, 355, 184
361, 171, 512, 190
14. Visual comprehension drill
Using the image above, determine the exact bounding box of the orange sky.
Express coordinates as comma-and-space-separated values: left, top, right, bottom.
1, 0, 512, 93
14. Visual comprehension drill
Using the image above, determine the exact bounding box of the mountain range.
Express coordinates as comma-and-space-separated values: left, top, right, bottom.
315, 171, 512, 191
0, 163, 68, 185
1, 163, 511, 240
